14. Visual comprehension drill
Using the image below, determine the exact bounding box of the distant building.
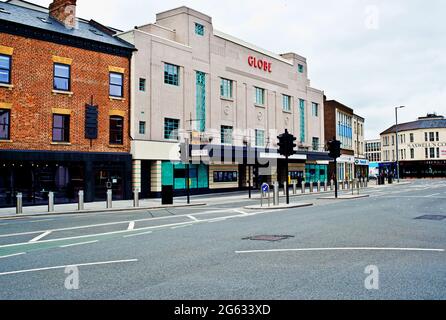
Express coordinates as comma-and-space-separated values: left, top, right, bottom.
380, 113, 446, 178
324, 98, 367, 181
365, 139, 381, 177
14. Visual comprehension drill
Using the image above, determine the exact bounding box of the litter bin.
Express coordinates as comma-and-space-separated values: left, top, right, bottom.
161, 185, 174, 205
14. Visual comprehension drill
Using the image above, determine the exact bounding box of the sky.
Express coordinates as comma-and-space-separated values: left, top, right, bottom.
29, 0, 446, 139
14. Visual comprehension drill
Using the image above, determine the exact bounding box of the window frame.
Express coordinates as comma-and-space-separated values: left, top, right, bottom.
139, 121, 146, 135
53, 63, 71, 92
109, 116, 124, 145
195, 23, 205, 36
0, 54, 12, 85
220, 125, 233, 145
220, 78, 233, 99
312, 102, 319, 117
254, 87, 265, 106
429, 132, 435, 142
255, 129, 265, 147
164, 118, 180, 141
282, 94, 291, 112
0, 108, 11, 140
52, 114, 70, 143
164, 63, 180, 86
139, 78, 146, 92
298, 64, 304, 73
109, 72, 124, 98
312, 137, 320, 151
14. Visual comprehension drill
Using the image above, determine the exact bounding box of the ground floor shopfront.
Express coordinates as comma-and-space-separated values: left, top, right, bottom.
0, 150, 132, 208
132, 142, 331, 198
380, 160, 446, 178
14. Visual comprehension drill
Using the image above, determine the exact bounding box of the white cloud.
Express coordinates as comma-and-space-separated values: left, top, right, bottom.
31, 0, 445, 139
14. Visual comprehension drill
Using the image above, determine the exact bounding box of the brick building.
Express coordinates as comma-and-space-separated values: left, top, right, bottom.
0, 0, 134, 207
324, 98, 367, 181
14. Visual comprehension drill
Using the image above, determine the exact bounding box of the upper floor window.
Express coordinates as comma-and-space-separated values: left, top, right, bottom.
255, 129, 265, 147
109, 116, 124, 145
164, 63, 179, 86
0, 54, 11, 84
220, 78, 233, 99
195, 23, 205, 36
0, 109, 10, 140
298, 64, 304, 73
425, 132, 428, 142
254, 87, 265, 106
53, 63, 70, 91
410, 133, 414, 143
109, 72, 123, 97
312, 102, 319, 117
221, 125, 233, 145
312, 137, 320, 151
164, 118, 179, 141
139, 121, 146, 135
52, 114, 70, 143
429, 132, 435, 142
282, 95, 291, 112
139, 78, 146, 92
436, 132, 440, 141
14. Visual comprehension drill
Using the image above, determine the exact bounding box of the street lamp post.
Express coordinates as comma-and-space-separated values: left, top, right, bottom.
395, 106, 405, 183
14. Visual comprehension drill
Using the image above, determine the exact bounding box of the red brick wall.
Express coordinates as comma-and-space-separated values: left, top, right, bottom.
0, 32, 130, 153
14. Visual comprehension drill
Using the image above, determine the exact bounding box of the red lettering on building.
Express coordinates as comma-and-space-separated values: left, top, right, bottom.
248, 55, 272, 73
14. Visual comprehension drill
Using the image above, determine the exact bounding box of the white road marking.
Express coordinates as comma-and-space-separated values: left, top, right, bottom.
0, 259, 138, 277
233, 209, 249, 215
26, 219, 56, 224
60, 240, 98, 248
123, 231, 153, 238
0, 209, 235, 239
187, 215, 200, 222
0, 252, 26, 259
426, 193, 442, 197
171, 224, 193, 230
235, 247, 446, 254
127, 221, 135, 231
29, 231, 52, 243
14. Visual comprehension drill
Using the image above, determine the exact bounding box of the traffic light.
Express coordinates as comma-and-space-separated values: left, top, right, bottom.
277, 129, 297, 158
327, 139, 341, 159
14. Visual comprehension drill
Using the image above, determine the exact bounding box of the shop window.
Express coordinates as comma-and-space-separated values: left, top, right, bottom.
109, 116, 123, 145
0, 109, 10, 140
52, 114, 70, 142
214, 171, 238, 183
0, 54, 11, 84
53, 63, 70, 91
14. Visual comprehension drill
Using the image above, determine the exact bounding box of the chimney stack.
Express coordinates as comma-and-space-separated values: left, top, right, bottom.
49, 0, 77, 29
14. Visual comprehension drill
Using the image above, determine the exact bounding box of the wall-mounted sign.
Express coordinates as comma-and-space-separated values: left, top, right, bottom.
248, 56, 272, 73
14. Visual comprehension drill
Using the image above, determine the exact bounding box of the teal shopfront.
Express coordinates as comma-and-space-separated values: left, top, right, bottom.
305, 164, 328, 183
161, 162, 208, 191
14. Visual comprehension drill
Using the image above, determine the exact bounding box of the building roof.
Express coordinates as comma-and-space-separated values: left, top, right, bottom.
381, 114, 446, 135
0, 1, 134, 50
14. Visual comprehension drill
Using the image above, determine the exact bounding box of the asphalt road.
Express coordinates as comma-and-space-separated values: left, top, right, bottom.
0, 179, 445, 300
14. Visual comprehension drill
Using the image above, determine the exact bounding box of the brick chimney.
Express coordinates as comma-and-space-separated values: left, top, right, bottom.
49, 0, 77, 29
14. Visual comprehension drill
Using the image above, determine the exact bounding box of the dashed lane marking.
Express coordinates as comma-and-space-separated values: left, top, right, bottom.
0, 252, 26, 259
59, 240, 98, 248
29, 231, 52, 243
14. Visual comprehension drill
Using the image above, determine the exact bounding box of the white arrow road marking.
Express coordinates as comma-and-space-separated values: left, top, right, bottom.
29, 231, 52, 243
187, 215, 199, 222
236, 247, 446, 254
0, 252, 26, 259
0, 259, 139, 277
127, 221, 135, 231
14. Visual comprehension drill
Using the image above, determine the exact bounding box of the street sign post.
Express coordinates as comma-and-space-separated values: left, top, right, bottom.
261, 183, 270, 207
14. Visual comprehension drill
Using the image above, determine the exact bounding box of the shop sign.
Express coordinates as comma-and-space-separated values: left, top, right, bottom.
355, 159, 369, 166
248, 56, 272, 73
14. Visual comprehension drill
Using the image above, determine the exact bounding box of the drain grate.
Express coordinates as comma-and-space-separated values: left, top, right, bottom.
242, 235, 294, 242
415, 215, 446, 221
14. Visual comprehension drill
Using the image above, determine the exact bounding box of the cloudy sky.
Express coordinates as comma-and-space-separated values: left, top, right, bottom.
31, 0, 446, 139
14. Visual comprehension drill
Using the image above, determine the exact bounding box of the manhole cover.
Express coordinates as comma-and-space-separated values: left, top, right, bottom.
415, 215, 446, 221
242, 235, 294, 242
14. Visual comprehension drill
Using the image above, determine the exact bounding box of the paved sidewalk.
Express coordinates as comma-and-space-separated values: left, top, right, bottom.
0, 199, 205, 219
